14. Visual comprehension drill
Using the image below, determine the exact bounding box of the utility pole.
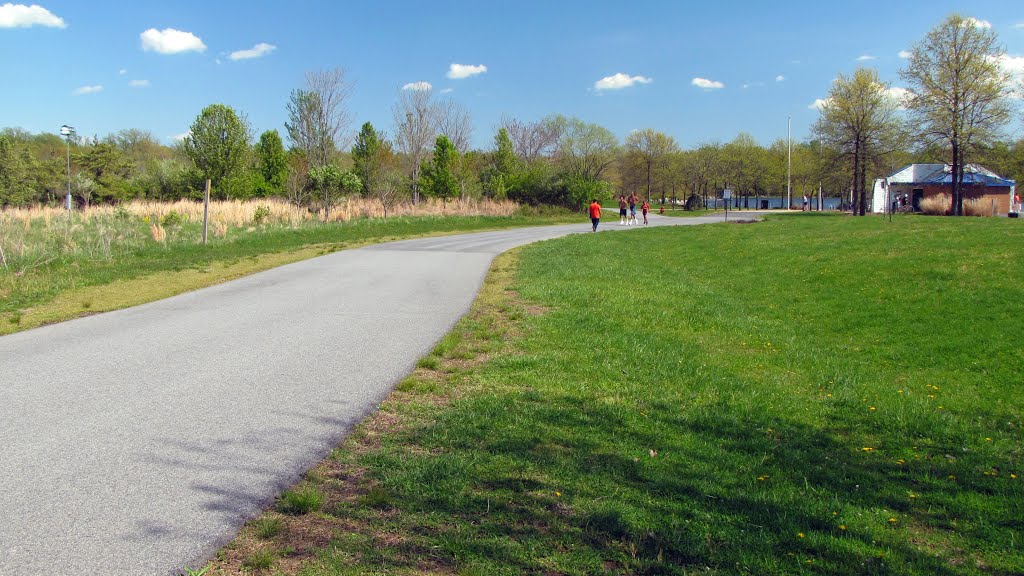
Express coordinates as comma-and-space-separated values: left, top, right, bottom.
787, 115, 792, 211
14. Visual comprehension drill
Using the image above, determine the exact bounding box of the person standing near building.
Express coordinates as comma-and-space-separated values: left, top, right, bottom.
589, 198, 602, 231
1014, 192, 1021, 213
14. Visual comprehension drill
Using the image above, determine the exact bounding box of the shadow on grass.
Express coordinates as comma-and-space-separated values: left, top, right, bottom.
350, 386, 996, 575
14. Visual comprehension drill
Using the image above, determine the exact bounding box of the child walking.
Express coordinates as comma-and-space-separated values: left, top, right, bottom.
641, 200, 650, 225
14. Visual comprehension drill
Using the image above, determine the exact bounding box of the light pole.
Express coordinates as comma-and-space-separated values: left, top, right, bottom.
786, 115, 792, 211
60, 124, 75, 212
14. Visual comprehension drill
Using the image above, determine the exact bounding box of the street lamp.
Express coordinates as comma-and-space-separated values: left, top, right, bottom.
60, 124, 75, 212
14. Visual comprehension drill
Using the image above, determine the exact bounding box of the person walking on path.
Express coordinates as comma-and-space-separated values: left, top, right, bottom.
641, 200, 650, 225
628, 193, 638, 225
618, 195, 628, 225
589, 198, 602, 231
802, 194, 809, 211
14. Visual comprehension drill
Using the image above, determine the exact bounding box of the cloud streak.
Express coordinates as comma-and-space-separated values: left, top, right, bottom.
140, 27, 206, 54
0, 3, 65, 28
447, 63, 487, 79
129, 79, 150, 88
73, 85, 103, 95
691, 77, 724, 90
402, 81, 432, 91
595, 73, 653, 90
856, 54, 876, 61
230, 42, 276, 61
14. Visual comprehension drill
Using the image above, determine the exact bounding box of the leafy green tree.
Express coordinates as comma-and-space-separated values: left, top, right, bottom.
308, 163, 361, 220
183, 104, 252, 197
351, 122, 391, 198
0, 135, 33, 206
624, 129, 679, 202
482, 127, 521, 199
420, 135, 459, 203
900, 14, 1012, 215
76, 142, 133, 205
551, 116, 619, 182
255, 130, 287, 197
813, 67, 904, 215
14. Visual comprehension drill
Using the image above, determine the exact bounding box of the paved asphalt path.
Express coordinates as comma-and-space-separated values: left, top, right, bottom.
0, 211, 756, 575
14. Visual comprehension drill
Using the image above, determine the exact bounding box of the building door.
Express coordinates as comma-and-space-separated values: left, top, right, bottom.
912, 189, 924, 212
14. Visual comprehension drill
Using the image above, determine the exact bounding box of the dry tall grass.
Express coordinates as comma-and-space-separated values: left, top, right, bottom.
1, 198, 519, 228
963, 198, 995, 217
919, 194, 995, 217
920, 194, 950, 215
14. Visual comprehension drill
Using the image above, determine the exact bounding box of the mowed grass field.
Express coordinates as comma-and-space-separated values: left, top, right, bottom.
211, 214, 1023, 575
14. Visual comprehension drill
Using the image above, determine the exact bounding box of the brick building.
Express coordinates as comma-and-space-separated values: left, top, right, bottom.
871, 163, 1016, 214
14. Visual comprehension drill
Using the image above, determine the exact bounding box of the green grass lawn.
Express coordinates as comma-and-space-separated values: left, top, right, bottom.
0, 210, 575, 334
210, 214, 1023, 575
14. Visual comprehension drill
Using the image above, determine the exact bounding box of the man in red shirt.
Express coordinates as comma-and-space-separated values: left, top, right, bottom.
589, 199, 602, 231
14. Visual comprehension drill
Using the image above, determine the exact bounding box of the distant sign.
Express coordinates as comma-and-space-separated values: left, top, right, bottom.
723, 188, 732, 200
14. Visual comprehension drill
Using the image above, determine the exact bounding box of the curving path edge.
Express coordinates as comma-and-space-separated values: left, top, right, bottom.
0, 212, 754, 575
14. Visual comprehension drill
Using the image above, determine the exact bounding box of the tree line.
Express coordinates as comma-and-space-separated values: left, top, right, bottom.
1, 14, 1020, 215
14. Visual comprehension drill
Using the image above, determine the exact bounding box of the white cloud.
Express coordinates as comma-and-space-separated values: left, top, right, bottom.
808, 98, 831, 111
884, 86, 913, 108
171, 131, 190, 143
775, 75, 785, 82
691, 77, 724, 90
0, 3, 65, 28
594, 72, 653, 91
964, 17, 992, 29
1015, 22, 1024, 29
447, 63, 487, 79
118, 68, 127, 75
73, 85, 103, 95
129, 79, 150, 88
140, 27, 206, 54
402, 81, 432, 91
997, 54, 1024, 98
439, 87, 454, 94
898, 50, 911, 59
229, 42, 276, 61
856, 54, 877, 61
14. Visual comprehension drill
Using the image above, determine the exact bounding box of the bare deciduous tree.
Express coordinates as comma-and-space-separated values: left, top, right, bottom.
499, 116, 561, 163
285, 68, 354, 171
392, 88, 438, 204
436, 99, 473, 154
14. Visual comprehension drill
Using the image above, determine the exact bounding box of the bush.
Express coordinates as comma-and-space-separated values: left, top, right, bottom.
252, 205, 271, 225
161, 210, 184, 227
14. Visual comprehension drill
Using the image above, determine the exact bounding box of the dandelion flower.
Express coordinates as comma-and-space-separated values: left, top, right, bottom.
861, 447, 874, 452
840, 525, 847, 530
869, 406, 876, 411
888, 517, 897, 524
985, 438, 992, 442
797, 532, 805, 538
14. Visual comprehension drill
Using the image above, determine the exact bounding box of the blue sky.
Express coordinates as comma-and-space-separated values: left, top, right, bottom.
1, 0, 1022, 150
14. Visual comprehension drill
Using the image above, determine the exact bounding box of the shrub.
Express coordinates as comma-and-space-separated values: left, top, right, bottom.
919, 194, 950, 215
252, 205, 271, 225
275, 486, 323, 515
161, 210, 184, 227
